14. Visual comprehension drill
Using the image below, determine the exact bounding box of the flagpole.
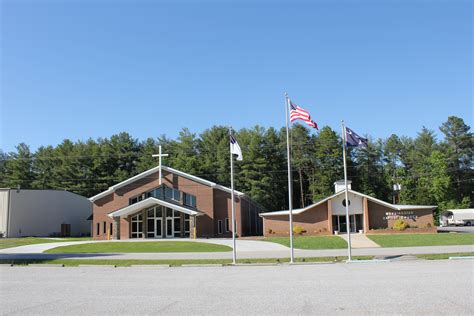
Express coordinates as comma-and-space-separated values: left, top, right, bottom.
229, 127, 237, 265
341, 120, 352, 261
285, 93, 295, 263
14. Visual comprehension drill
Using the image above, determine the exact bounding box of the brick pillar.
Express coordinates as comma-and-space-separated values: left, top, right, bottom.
180, 213, 185, 238
363, 197, 369, 233
327, 200, 333, 234
112, 217, 121, 240
190, 215, 196, 239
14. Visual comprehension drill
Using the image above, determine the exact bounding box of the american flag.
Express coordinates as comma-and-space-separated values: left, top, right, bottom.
289, 100, 318, 129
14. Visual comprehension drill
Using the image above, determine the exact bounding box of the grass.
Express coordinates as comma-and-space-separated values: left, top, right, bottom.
0, 237, 91, 249
367, 233, 474, 247
264, 236, 347, 249
415, 252, 474, 260
0, 256, 374, 267
45, 241, 233, 253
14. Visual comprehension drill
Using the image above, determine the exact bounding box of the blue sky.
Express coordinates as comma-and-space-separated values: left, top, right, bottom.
1, 0, 472, 152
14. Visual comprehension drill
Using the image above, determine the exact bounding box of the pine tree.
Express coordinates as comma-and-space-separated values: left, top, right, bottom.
439, 116, 473, 203
4, 143, 35, 189
309, 126, 343, 201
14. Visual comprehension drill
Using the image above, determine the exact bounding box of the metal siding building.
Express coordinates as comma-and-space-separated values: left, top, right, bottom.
0, 189, 91, 237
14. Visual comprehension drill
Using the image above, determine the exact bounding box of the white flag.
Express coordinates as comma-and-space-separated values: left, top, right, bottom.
230, 134, 243, 161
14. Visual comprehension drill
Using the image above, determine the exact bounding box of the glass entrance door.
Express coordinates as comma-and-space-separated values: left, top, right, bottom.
155, 218, 162, 238
339, 216, 347, 233
165, 208, 174, 237
333, 215, 360, 233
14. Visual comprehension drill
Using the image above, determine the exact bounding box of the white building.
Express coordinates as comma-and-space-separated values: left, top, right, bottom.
0, 189, 92, 237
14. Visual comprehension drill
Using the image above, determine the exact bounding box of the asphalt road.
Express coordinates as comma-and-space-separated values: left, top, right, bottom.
1, 260, 473, 315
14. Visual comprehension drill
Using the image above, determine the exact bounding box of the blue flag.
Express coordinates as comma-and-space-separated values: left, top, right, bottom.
346, 127, 368, 147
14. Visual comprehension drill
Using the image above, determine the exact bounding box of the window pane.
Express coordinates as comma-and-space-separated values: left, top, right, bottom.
147, 209, 154, 217
191, 196, 196, 207
137, 222, 143, 233
147, 219, 155, 232
174, 218, 181, 232
166, 208, 173, 218
185, 220, 190, 232
173, 189, 181, 201
138, 214, 143, 221
156, 219, 162, 236
165, 187, 173, 199
132, 222, 138, 232
184, 214, 189, 219
156, 207, 163, 218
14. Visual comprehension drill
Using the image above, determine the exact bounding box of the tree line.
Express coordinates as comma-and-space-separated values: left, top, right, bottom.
1, 116, 472, 221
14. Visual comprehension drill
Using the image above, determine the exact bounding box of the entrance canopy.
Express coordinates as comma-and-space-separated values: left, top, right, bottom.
108, 197, 203, 218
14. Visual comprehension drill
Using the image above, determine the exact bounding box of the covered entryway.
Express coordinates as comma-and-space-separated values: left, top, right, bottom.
332, 214, 363, 233
108, 197, 202, 240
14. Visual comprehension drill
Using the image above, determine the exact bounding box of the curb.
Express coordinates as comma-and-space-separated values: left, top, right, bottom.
0, 263, 13, 267
448, 256, 474, 260
181, 264, 223, 267
288, 261, 335, 265
130, 264, 170, 268
233, 263, 280, 266
78, 264, 117, 268
345, 259, 390, 263
28, 264, 65, 267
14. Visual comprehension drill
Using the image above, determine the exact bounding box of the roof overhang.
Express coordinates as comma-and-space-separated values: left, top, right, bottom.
90, 165, 245, 202
107, 197, 203, 218
260, 190, 437, 217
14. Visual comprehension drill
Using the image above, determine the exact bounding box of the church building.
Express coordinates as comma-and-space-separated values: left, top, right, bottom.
260, 181, 437, 236
90, 165, 263, 240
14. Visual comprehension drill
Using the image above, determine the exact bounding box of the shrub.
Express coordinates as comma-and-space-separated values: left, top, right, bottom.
267, 228, 273, 234
426, 222, 432, 228
293, 225, 306, 235
392, 219, 409, 231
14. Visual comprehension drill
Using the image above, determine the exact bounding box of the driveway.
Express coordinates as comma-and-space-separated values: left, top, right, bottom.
438, 226, 474, 233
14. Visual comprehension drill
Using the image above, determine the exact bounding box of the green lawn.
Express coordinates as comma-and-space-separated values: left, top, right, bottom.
367, 233, 474, 247
45, 241, 232, 253
265, 236, 347, 249
0, 237, 91, 249
0, 256, 374, 267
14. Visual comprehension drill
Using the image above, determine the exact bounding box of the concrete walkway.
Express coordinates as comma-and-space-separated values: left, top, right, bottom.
0, 238, 288, 254
338, 233, 381, 248
0, 245, 472, 261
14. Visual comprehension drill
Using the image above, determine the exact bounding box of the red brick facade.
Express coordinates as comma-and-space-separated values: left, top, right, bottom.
262, 192, 435, 237
92, 169, 263, 240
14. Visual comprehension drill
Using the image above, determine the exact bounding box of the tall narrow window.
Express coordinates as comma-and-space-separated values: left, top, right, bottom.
218, 220, 223, 234
103, 221, 106, 234
96, 223, 100, 235
131, 214, 143, 238
225, 218, 230, 232
110, 223, 113, 236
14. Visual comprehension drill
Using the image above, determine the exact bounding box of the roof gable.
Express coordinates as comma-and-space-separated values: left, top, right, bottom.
260, 190, 437, 217
89, 165, 245, 202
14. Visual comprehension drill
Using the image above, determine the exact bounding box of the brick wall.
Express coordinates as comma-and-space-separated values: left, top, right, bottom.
367, 201, 434, 231
263, 202, 330, 237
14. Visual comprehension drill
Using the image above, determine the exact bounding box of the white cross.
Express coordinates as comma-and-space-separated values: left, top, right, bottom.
152, 145, 169, 185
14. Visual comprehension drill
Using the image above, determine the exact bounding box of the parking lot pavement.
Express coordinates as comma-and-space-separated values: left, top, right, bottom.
1, 260, 473, 315
438, 226, 474, 233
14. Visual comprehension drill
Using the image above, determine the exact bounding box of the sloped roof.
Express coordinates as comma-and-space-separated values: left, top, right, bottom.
89, 165, 245, 202
107, 197, 203, 218
260, 189, 437, 217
